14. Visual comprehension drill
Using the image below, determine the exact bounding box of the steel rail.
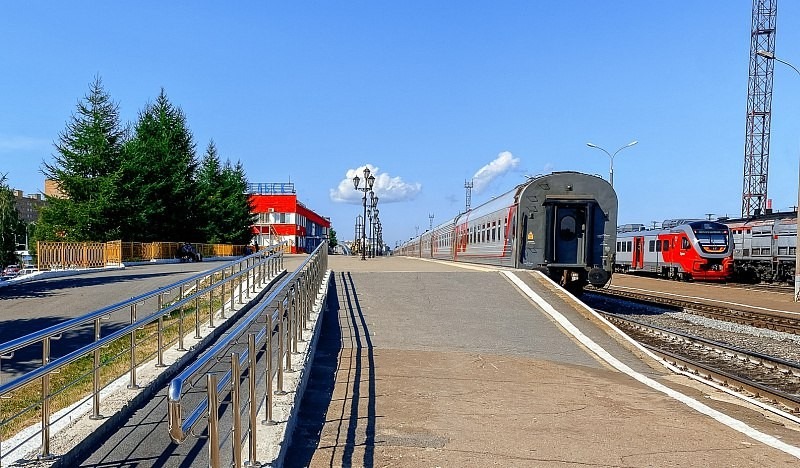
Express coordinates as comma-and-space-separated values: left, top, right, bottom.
589, 287, 800, 335
600, 311, 800, 412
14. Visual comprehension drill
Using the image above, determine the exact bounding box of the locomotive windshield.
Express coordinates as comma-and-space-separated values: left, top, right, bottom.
690, 222, 729, 254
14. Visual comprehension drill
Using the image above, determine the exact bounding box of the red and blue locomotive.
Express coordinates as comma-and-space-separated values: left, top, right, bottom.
614, 219, 733, 281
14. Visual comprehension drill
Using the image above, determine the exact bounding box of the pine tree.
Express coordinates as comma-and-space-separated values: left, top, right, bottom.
122, 89, 198, 242
39, 76, 126, 242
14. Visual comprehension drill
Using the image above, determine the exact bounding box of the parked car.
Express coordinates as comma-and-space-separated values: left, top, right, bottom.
17, 267, 39, 276
3, 265, 20, 277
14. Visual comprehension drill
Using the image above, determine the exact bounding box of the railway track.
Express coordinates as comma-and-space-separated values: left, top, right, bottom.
599, 311, 800, 414
589, 287, 800, 335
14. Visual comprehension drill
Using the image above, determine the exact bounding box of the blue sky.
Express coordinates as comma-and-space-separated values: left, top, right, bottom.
3, 2, 800, 247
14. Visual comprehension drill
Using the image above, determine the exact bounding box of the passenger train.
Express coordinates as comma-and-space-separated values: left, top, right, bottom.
721, 212, 798, 283
614, 219, 734, 281
395, 171, 618, 291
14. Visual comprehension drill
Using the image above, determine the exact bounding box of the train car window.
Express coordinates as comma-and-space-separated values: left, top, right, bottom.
682, 238, 690, 249
791, 247, 796, 255
559, 215, 577, 241
779, 247, 788, 255
648, 240, 655, 252
656, 241, 662, 252
663, 240, 669, 251
743, 249, 750, 256
617, 241, 621, 252
627, 241, 632, 251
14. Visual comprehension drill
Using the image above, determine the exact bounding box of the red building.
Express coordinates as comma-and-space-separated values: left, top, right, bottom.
249, 182, 330, 254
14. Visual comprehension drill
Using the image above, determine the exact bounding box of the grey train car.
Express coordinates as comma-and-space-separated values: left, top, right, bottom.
723, 213, 798, 283
395, 171, 618, 291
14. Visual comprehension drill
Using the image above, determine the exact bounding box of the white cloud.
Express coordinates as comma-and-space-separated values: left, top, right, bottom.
0, 135, 51, 153
471, 151, 521, 194
330, 164, 422, 204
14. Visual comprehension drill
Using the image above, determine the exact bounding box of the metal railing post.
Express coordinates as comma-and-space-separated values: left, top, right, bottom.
220, 278, 227, 320
128, 304, 139, 389
290, 287, 299, 355
177, 285, 186, 351
276, 300, 287, 395
247, 334, 261, 465
39, 337, 53, 460
246, 259, 251, 298
207, 374, 221, 468
231, 352, 243, 468
194, 279, 202, 339
91, 317, 103, 420
208, 288, 215, 329
230, 272, 236, 310
262, 314, 275, 425
157, 294, 165, 367
238, 262, 244, 304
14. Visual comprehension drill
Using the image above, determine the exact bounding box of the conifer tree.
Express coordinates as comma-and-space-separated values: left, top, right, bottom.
223, 161, 256, 245
122, 89, 199, 242
39, 76, 126, 242
196, 141, 225, 243
0, 174, 22, 266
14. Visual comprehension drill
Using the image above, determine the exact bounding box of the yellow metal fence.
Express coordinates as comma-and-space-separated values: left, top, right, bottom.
36, 241, 249, 271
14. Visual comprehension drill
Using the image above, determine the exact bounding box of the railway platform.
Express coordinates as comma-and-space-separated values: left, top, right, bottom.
287, 255, 800, 467
13, 256, 800, 467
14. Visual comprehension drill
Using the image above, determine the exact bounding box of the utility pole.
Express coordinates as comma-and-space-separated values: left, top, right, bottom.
464, 179, 473, 212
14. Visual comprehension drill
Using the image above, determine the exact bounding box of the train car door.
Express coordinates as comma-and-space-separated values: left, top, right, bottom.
552, 205, 586, 265
633, 236, 644, 269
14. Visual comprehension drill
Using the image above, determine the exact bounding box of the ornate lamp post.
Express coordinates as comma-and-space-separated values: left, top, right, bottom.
372, 208, 380, 258
585, 140, 638, 187
353, 167, 375, 260
370, 193, 378, 257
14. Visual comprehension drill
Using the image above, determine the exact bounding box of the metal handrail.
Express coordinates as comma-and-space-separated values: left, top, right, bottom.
0, 246, 283, 361
0, 243, 287, 463
166, 241, 328, 462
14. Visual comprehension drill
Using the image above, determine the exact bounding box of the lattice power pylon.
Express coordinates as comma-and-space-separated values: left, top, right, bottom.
742, 0, 777, 217
464, 179, 473, 212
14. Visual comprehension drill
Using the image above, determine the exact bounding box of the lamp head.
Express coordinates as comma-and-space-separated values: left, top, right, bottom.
353, 175, 360, 190
367, 174, 376, 189
757, 49, 775, 60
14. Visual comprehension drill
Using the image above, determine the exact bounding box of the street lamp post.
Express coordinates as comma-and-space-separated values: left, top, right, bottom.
757, 49, 800, 301
586, 140, 638, 187
353, 167, 375, 260
372, 208, 379, 257
370, 194, 378, 257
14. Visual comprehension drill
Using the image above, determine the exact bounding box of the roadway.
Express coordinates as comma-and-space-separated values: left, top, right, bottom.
0, 260, 239, 378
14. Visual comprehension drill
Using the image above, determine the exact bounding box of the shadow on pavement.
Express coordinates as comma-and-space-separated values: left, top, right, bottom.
285, 271, 377, 468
